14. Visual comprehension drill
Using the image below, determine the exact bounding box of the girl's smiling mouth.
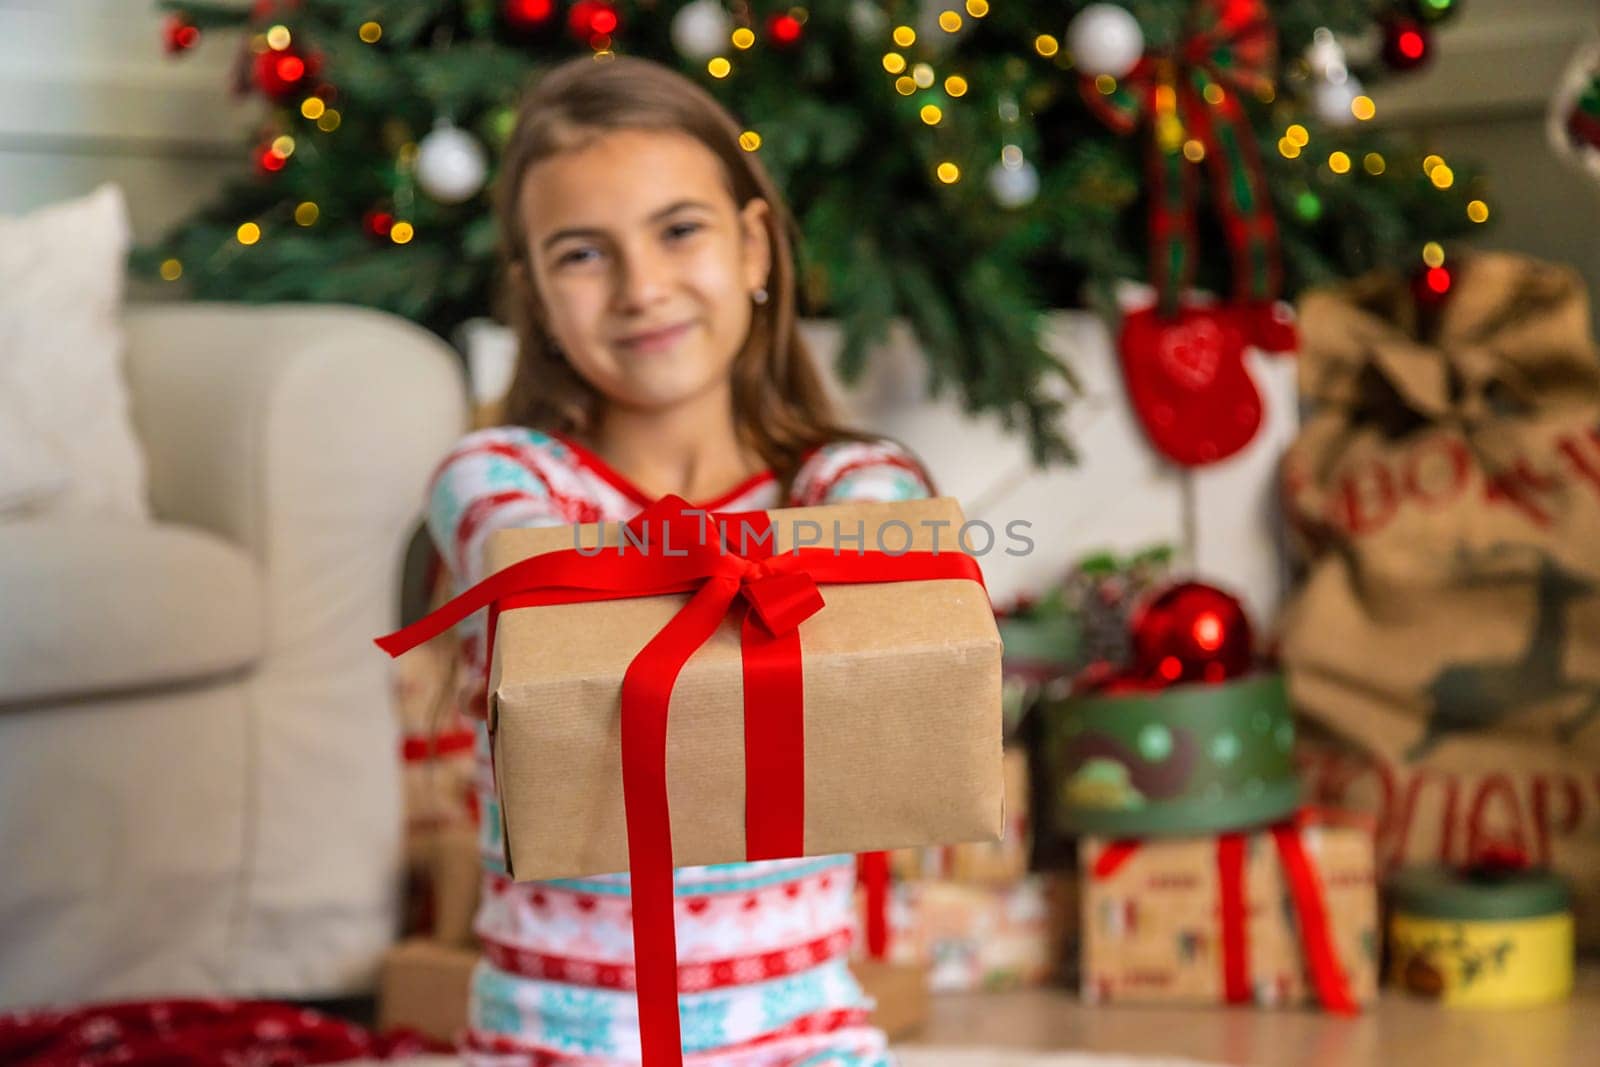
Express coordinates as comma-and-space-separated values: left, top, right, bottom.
615, 320, 694, 353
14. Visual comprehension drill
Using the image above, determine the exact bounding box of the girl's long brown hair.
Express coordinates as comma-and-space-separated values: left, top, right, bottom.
494, 54, 875, 497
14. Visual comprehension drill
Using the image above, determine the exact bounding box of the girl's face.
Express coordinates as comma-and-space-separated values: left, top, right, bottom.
517, 127, 772, 416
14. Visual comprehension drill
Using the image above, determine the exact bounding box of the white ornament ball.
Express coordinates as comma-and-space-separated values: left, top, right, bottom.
671, 0, 731, 62
415, 121, 488, 204
1311, 75, 1363, 127
988, 159, 1041, 208
1067, 3, 1145, 80
1306, 29, 1347, 81
848, 0, 888, 41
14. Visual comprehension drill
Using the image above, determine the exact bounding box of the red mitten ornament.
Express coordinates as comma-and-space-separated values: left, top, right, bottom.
1119, 303, 1259, 467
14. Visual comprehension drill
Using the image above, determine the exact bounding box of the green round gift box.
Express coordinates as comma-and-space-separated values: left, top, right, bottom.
1038, 671, 1301, 837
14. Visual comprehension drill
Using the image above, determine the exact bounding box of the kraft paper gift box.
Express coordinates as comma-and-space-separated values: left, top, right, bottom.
402, 827, 482, 948
377, 494, 1005, 1065
849, 958, 930, 1040
378, 938, 480, 1045
1079, 812, 1379, 1009
866, 875, 1062, 992
890, 747, 1032, 885
479, 496, 1005, 880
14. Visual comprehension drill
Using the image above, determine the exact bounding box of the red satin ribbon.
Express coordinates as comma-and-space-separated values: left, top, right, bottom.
400, 728, 476, 762
1089, 812, 1358, 1014
1270, 823, 1357, 1014
375, 495, 986, 1066
858, 851, 891, 960
1216, 831, 1251, 1004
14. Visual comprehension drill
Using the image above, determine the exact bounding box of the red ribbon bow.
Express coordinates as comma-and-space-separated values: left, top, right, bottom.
1080, 0, 1282, 319
375, 494, 986, 1065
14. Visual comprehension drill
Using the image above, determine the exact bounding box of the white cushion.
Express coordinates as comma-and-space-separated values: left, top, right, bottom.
0, 388, 70, 517
0, 184, 148, 522
0, 521, 264, 707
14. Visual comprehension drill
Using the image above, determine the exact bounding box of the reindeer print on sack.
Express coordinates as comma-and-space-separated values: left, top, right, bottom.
1411, 545, 1600, 759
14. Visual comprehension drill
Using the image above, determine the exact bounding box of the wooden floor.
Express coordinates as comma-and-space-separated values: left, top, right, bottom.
900, 964, 1600, 1067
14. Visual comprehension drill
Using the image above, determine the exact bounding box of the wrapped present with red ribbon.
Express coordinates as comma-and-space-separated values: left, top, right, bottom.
866, 874, 1064, 994
375, 494, 1003, 1066
1080, 809, 1379, 1010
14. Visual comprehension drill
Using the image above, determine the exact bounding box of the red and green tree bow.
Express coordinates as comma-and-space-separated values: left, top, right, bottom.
1079, 0, 1281, 318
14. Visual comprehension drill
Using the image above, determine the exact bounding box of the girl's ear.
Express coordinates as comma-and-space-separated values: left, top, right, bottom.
738, 197, 773, 298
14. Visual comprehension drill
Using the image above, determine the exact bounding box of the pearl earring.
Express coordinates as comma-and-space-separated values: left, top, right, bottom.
752, 287, 769, 305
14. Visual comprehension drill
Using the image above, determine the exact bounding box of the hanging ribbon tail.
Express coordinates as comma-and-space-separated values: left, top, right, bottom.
1181, 72, 1280, 306
1078, 55, 1153, 133
1149, 132, 1199, 317
1216, 832, 1252, 1004
1185, 4, 1283, 305
621, 577, 743, 1067
860, 851, 891, 960
1091, 840, 1142, 880
1271, 823, 1360, 1014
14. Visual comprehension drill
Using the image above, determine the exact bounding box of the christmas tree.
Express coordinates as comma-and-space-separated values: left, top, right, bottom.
143, 0, 1485, 463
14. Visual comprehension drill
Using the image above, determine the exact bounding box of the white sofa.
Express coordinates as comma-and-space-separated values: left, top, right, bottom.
0, 303, 467, 1008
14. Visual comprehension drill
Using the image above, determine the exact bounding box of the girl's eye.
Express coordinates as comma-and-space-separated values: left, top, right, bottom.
556, 246, 600, 267
665, 221, 703, 241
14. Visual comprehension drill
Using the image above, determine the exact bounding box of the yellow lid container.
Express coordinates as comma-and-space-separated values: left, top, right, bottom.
1387, 866, 1573, 1008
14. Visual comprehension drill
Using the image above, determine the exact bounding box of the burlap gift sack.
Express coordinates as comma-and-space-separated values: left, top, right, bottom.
1280, 252, 1600, 945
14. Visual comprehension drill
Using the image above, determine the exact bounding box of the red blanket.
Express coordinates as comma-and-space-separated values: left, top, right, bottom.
0, 998, 449, 1066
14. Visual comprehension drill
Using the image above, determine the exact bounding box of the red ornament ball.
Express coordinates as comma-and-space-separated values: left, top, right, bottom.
1412, 264, 1453, 307
363, 209, 395, 240
1072, 659, 1162, 697
768, 13, 804, 47
504, 0, 555, 29
253, 46, 317, 100
1128, 581, 1254, 687
568, 0, 620, 42
255, 143, 288, 175
1382, 17, 1432, 71
163, 15, 201, 54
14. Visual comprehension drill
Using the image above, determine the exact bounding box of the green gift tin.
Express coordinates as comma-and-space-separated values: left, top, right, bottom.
1037, 671, 1301, 837
995, 613, 1080, 678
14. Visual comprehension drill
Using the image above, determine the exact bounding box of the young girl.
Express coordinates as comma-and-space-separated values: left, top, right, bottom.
426, 56, 937, 1066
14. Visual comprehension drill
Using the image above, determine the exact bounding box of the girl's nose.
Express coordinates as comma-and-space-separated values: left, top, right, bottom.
615, 241, 672, 311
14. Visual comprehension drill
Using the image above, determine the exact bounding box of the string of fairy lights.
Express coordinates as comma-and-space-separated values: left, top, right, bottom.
157, 1, 1488, 299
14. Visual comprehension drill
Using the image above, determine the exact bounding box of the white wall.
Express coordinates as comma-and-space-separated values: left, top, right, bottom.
0, 0, 249, 241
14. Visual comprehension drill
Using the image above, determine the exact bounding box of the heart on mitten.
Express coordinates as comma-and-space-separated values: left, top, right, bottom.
1118, 303, 1261, 467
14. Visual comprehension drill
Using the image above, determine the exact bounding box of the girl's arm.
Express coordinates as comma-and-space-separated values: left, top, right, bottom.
791, 438, 937, 506
426, 428, 571, 586
425, 429, 574, 681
